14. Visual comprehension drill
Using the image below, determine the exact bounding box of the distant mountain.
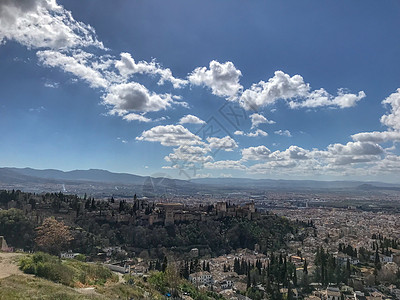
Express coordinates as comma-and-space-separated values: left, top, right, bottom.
192, 177, 400, 189
357, 183, 400, 191
2, 167, 145, 185
0, 167, 194, 196
1, 167, 399, 196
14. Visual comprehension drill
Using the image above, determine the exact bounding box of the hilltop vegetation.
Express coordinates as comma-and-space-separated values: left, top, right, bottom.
0, 190, 303, 259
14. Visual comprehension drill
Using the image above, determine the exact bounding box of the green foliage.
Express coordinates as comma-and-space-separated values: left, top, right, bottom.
148, 271, 168, 294
0, 275, 104, 300
313, 246, 350, 286
19, 252, 117, 287
74, 253, 86, 262
0, 208, 34, 249
180, 282, 226, 300
75, 214, 296, 257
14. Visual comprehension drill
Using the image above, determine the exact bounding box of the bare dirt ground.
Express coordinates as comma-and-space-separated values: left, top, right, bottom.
0, 252, 24, 279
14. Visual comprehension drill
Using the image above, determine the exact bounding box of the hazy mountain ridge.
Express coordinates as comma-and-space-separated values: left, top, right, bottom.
0, 167, 399, 195
191, 177, 400, 189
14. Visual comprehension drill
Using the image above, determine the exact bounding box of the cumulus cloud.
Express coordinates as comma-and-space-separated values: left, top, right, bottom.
352, 131, 400, 143
165, 145, 213, 164
347, 89, 400, 148
115, 52, 187, 88
247, 129, 268, 137
188, 60, 242, 98
136, 125, 203, 146
206, 136, 238, 151
0, 0, 103, 50
1, 0, 190, 123
103, 82, 175, 113
179, 114, 205, 125
272, 146, 311, 161
288, 88, 366, 109
327, 141, 383, 156
239, 70, 365, 111
275, 130, 292, 137
234, 130, 244, 136
250, 113, 275, 128
239, 71, 309, 110
241, 145, 271, 161
381, 88, 400, 130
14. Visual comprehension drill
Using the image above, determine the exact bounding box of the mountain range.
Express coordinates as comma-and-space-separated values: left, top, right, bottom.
0, 167, 399, 196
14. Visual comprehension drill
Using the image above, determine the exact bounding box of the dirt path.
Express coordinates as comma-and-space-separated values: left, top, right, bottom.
0, 252, 24, 279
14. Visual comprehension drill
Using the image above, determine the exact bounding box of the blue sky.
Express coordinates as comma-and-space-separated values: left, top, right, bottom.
1, 0, 400, 182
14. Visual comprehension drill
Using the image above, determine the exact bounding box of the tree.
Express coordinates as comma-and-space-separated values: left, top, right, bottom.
0, 208, 34, 249
165, 263, 181, 297
162, 256, 168, 272
35, 217, 73, 255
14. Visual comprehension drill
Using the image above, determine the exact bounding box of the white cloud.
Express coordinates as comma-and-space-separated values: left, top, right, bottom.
188, 60, 242, 98
247, 129, 268, 137
165, 145, 213, 164
0, 0, 103, 50
271, 146, 311, 161
204, 160, 246, 170
239, 71, 309, 110
327, 141, 383, 156
234, 130, 244, 136
352, 131, 400, 143
179, 114, 205, 125
44, 81, 59, 88
206, 136, 238, 151
288, 88, 366, 109
250, 113, 275, 128
136, 125, 203, 146
37, 50, 108, 88
241, 146, 272, 161
239, 70, 365, 111
381, 88, 400, 130
122, 113, 151, 123
103, 82, 174, 113
115, 52, 187, 88
274, 129, 292, 137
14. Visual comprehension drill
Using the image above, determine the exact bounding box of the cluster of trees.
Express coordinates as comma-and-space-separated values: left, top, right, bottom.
232, 253, 309, 300
0, 190, 19, 204
0, 208, 34, 249
338, 243, 358, 257
314, 246, 350, 286
0, 189, 302, 261
74, 212, 298, 257
371, 234, 398, 255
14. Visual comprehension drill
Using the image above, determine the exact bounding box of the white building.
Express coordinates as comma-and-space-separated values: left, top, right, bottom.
60, 250, 79, 259
219, 279, 234, 289
189, 271, 214, 286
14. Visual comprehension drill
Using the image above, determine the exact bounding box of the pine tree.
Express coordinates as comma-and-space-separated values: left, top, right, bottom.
162, 256, 168, 272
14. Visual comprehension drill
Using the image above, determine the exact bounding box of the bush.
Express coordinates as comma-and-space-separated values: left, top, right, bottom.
19, 252, 115, 287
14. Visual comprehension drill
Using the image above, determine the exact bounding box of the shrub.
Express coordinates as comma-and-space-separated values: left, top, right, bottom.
19, 252, 115, 287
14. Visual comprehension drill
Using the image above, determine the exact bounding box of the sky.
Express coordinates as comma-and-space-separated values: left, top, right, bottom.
0, 0, 400, 182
